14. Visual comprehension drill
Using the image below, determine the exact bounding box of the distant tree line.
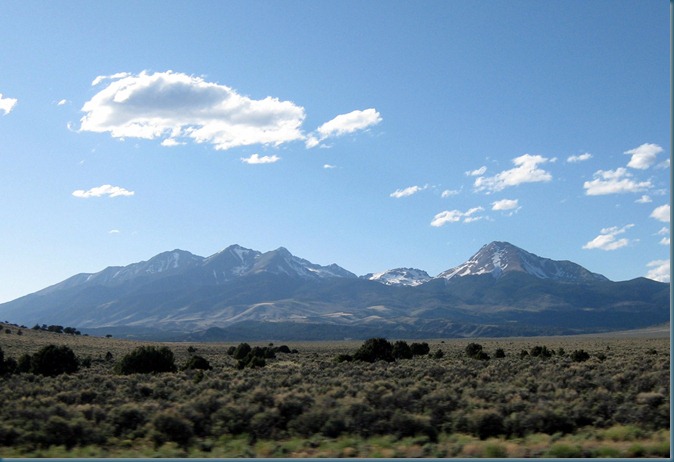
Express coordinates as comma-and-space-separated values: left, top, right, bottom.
32, 324, 81, 335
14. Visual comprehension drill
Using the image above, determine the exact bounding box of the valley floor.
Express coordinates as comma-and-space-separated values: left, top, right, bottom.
0, 323, 670, 458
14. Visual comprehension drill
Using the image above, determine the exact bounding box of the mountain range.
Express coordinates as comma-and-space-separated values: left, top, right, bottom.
0, 241, 668, 340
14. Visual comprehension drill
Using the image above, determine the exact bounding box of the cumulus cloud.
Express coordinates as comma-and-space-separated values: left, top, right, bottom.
582, 224, 634, 251
306, 108, 382, 148
650, 204, 670, 223
646, 259, 670, 282
80, 71, 306, 151
583, 168, 652, 195
431, 207, 485, 227
466, 166, 487, 176
72, 184, 135, 198
390, 185, 427, 198
241, 153, 280, 164
491, 198, 519, 211
635, 195, 652, 203
625, 143, 663, 170
566, 153, 592, 163
473, 154, 552, 193
0, 93, 18, 115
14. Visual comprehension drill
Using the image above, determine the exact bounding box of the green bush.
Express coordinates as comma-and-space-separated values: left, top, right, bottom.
392, 340, 413, 359
494, 348, 506, 358
353, 338, 394, 363
29, 344, 79, 377
570, 349, 590, 362
151, 410, 194, 448
410, 342, 430, 356
116, 346, 177, 374
530, 345, 553, 358
465, 343, 483, 358
182, 355, 212, 371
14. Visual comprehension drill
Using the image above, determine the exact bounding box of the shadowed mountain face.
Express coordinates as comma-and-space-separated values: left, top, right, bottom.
0, 242, 668, 340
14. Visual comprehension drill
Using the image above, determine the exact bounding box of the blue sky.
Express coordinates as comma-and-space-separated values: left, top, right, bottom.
0, 0, 669, 303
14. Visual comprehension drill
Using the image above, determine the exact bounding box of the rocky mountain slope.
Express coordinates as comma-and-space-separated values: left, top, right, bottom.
0, 242, 668, 340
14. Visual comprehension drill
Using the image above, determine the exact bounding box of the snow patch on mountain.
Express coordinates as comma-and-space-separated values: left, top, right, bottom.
363, 268, 432, 286
438, 241, 608, 282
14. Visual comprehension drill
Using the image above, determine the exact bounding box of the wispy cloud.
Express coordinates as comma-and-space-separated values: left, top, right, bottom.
390, 185, 427, 198
583, 168, 652, 195
56, 99, 69, 106
0, 93, 18, 115
306, 108, 382, 148
81, 71, 306, 151
465, 166, 487, 176
441, 189, 461, 198
635, 195, 652, 203
241, 153, 280, 164
323, 164, 337, 169
72, 184, 135, 198
491, 198, 519, 211
650, 204, 670, 223
566, 153, 592, 163
473, 154, 552, 193
431, 206, 485, 227
582, 224, 634, 251
625, 143, 663, 170
646, 259, 670, 282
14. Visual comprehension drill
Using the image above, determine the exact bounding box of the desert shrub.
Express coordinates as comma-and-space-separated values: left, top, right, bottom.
353, 338, 394, 363
116, 346, 177, 374
232, 343, 252, 360
392, 340, 413, 359
182, 355, 212, 371
226, 346, 236, 355
519, 349, 529, 358
29, 344, 79, 377
274, 345, 292, 354
410, 342, 430, 356
335, 354, 353, 363
494, 348, 506, 358
530, 345, 553, 358
469, 410, 505, 439
465, 342, 483, 358
433, 349, 445, 359
151, 409, 194, 448
110, 404, 148, 437
571, 349, 590, 362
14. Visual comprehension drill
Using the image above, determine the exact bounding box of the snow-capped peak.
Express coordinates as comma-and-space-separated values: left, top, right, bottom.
362, 268, 432, 286
438, 241, 608, 282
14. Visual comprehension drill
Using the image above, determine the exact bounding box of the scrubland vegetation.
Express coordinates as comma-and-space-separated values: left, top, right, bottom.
0, 321, 669, 457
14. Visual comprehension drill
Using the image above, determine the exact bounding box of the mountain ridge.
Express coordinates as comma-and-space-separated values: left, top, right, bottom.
0, 241, 667, 340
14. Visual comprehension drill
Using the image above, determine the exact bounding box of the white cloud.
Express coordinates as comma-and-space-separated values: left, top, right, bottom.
474, 154, 552, 193
583, 168, 652, 195
57, 99, 68, 106
0, 93, 18, 115
72, 184, 135, 198
390, 185, 427, 198
323, 164, 337, 169
660, 237, 670, 246
91, 72, 132, 86
441, 189, 461, 198
645, 259, 670, 283
80, 71, 306, 151
625, 143, 663, 170
240, 153, 280, 164
650, 204, 670, 223
566, 153, 592, 163
465, 166, 487, 176
431, 206, 485, 227
491, 198, 519, 211
109, 229, 121, 234
656, 158, 670, 169
635, 195, 652, 203
582, 224, 634, 251
306, 108, 381, 148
